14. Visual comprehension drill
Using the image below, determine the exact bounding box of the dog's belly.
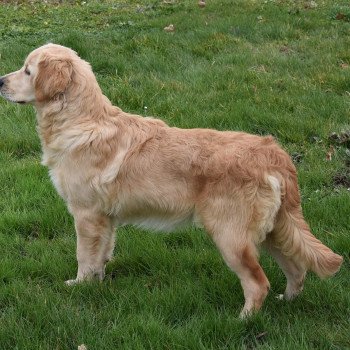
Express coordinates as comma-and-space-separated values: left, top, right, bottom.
119, 210, 195, 232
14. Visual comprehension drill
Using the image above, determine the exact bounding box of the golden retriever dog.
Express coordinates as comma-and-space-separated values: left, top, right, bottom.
0, 44, 343, 317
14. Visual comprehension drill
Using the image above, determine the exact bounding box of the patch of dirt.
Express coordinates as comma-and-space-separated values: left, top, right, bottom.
329, 131, 350, 147
333, 169, 350, 188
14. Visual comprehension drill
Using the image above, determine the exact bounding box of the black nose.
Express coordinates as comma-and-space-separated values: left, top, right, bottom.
0, 78, 4, 88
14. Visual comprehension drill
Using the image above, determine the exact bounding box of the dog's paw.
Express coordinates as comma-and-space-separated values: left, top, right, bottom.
276, 294, 284, 300
65, 279, 80, 286
239, 307, 256, 319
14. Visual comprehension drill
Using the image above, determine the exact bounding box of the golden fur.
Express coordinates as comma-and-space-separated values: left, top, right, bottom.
0, 44, 343, 317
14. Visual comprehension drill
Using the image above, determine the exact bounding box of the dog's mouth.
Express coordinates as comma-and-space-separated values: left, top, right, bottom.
0, 91, 26, 104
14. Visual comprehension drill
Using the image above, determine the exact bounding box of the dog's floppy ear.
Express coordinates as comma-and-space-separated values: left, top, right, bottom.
35, 53, 73, 102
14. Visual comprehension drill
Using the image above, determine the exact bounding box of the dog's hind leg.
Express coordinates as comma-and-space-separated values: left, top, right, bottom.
213, 233, 270, 318
199, 202, 270, 318
65, 208, 115, 285
198, 176, 285, 317
263, 238, 306, 300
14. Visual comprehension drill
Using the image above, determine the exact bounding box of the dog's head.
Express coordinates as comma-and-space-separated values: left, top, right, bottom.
0, 44, 75, 104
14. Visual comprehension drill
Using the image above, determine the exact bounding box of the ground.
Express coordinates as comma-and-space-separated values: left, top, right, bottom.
0, 1, 349, 349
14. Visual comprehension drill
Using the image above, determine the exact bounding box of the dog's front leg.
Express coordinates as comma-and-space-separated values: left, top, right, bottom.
65, 208, 115, 285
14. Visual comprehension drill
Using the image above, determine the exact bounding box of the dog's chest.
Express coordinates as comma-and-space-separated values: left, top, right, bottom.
48, 167, 83, 205
49, 168, 67, 200
47, 161, 96, 208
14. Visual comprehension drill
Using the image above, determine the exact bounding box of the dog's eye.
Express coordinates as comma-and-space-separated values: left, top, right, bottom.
24, 68, 30, 76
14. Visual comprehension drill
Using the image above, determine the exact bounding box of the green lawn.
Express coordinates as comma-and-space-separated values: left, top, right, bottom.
0, 1, 349, 349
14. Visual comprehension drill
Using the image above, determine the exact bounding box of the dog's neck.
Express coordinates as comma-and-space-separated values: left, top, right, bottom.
35, 76, 118, 137
34, 78, 122, 168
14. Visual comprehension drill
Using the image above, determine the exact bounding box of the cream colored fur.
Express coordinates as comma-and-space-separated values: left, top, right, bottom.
0, 44, 343, 317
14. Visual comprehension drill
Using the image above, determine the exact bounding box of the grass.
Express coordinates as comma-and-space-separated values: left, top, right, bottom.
0, 0, 349, 349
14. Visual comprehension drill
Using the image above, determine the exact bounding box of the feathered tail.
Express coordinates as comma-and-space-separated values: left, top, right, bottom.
272, 207, 343, 277
270, 169, 343, 278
